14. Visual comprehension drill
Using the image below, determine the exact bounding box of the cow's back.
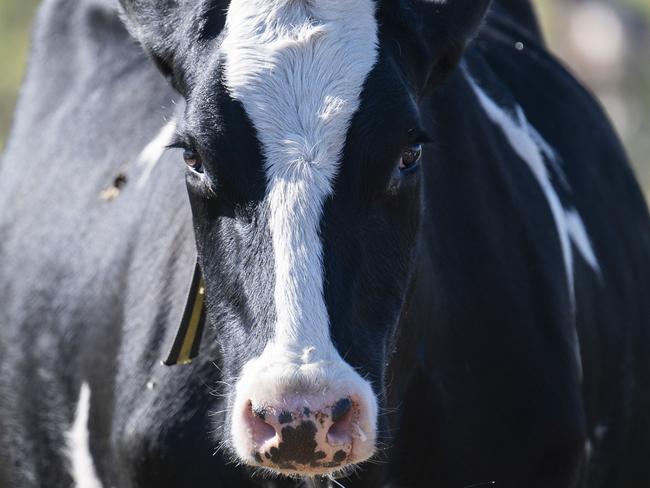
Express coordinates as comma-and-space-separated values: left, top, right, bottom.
0, 1, 199, 486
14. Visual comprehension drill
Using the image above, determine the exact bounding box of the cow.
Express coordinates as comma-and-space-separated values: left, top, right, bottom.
1, 0, 649, 486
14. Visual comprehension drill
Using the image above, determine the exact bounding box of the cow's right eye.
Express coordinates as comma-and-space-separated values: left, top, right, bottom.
183, 147, 203, 173
399, 144, 422, 172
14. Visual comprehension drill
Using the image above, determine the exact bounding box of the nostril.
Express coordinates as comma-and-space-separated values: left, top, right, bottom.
331, 397, 352, 422
327, 397, 354, 446
246, 402, 276, 447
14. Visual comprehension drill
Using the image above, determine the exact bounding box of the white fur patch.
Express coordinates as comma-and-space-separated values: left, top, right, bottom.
465, 71, 600, 300
221, 0, 379, 466
65, 383, 103, 488
222, 0, 378, 352
465, 70, 601, 381
136, 120, 177, 189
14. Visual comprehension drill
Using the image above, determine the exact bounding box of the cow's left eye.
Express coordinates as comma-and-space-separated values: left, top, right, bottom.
399, 144, 422, 172
183, 148, 203, 173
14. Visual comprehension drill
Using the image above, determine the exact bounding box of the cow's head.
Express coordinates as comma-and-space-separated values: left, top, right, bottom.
121, 0, 489, 477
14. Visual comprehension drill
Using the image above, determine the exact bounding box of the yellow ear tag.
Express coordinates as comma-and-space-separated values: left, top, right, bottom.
163, 262, 206, 366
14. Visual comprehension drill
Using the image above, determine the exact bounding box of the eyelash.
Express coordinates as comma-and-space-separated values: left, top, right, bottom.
167, 136, 204, 173
166, 136, 190, 151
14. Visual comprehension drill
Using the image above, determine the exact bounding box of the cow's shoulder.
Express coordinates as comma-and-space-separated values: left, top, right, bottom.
471, 15, 650, 271
450, 18, 650, 468
489, 0, 544, 42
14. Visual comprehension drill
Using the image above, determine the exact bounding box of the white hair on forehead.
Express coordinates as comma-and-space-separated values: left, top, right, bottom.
221, 0, 379, 353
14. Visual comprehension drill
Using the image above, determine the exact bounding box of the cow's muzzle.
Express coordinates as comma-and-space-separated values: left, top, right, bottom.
230, 346, 377, 476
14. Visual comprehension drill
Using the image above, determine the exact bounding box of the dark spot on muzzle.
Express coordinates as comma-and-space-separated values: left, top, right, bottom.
278, 410, 293, 425
268, 421, 319, 466
333, 450, 347, 463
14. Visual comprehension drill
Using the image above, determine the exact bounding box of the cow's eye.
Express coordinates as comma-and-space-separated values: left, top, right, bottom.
399, 144, 422, 172
183, 147, 203, 173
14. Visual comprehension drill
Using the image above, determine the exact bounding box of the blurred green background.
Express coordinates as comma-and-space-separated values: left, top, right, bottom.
0, 0, 39, 150
1, 0, 649, 195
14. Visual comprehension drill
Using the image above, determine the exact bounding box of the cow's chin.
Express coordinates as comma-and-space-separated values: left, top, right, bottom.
227, 342, 378, 477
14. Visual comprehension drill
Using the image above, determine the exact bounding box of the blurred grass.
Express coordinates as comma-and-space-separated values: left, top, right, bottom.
623, 0, 650, 14
0, 0, 40, 151
538, 0, 650, 198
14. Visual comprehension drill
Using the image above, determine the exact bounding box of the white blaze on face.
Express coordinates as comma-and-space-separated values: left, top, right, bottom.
222, 0, 378, 353
221, 0, 380, 465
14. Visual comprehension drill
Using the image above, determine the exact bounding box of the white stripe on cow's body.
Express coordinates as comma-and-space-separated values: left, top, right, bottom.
465, 70, 600, 381
222, 0, 379, 464
136, 120, 177, 189
465, 71, 600, 299
65, 383, 103, 488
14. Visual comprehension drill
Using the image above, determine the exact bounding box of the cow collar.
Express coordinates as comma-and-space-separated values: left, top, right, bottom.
163, 262, 207, 366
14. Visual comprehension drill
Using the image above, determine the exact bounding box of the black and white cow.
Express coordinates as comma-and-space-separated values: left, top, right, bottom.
1, 0, 650, 486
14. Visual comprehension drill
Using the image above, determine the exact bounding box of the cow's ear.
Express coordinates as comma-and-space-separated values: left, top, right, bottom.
118, 1, 228, 88
383, 0, 491, 91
